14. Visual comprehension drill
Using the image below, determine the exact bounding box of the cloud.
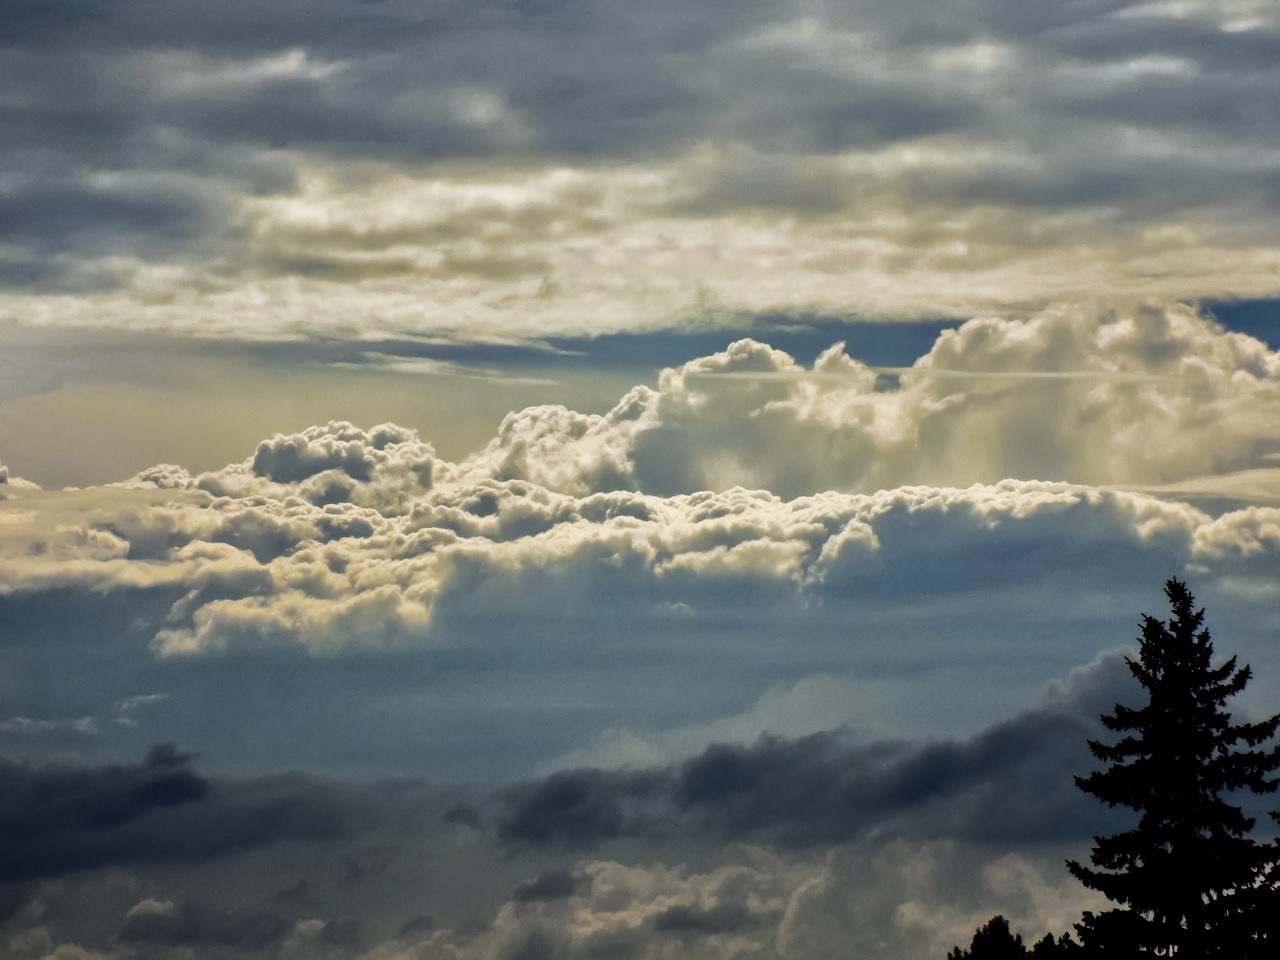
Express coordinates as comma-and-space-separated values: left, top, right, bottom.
0, 654, 1229, 960
497, 770, 671, 847
0, 460, 39, 493
0, 745, 351, 883
547, 674, 880, 771
117, 897, 289, 950
3, 305, 1279, 665
0, 693, 168, 738
511, 869, 583, 903
463, 303, 1280, 496
2, 3, 1280, 333
492, 653, 1134, 851
346, 841, 1103, 960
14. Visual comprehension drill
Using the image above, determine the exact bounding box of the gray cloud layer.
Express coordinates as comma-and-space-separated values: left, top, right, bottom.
0, 745, 350, 884
493, 653, 1135, 851
2, 2, 1280, 333
0, 665, 1132, 960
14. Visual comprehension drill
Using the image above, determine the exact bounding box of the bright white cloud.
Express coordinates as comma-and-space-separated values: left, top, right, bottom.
2, 305, 1278, 660
461, 303, 1280, 495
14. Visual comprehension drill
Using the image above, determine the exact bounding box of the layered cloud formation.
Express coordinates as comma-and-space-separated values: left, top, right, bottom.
6, 1, 1280, 955
3, 1, 1280, 336
2, 305, 1276, 666
0, 658, 1130, 960
2, 303, 1280, 960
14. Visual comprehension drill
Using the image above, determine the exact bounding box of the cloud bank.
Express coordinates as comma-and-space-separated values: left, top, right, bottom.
0, 306, 1277, 960
2, 305, 1277, 667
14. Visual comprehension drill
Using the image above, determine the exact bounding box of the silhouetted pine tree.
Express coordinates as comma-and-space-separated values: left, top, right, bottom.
948, 916, 1081, 960
1067, 579, 1280, 957
948, 916, 1029, 960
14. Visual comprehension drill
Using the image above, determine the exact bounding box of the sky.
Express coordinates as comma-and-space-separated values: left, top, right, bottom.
2, 2, 1280, 959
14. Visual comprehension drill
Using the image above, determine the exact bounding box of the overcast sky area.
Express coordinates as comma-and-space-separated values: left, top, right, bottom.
3, 2, 1280, 959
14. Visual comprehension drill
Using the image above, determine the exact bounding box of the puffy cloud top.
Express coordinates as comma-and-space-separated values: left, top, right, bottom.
462, 304, 1280, 496
1, 305, 1278, 660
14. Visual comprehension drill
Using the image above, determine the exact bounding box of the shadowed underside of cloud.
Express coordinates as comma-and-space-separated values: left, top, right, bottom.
493, 652, 1134, 851
117, 897, 292, 951
0, 745, 351, 883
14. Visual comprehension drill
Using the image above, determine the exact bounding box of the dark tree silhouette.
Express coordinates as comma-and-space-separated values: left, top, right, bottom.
1067, 579, 1280, 957
948, 916, 1028, 960
947, 915, 1079, 960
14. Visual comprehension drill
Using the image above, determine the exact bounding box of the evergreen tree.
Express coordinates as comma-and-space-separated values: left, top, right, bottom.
1067, 579, 1280, 957
948, 916, 1029, 960
948, 917, 1080, 960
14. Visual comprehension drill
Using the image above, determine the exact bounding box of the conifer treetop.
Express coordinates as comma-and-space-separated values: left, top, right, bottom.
1066, 579, 1280, 958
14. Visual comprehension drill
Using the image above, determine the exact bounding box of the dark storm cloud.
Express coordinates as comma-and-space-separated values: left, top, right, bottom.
117, 899, 291, 950
0, 745, 352, 882
497, 769, 672, 847
651, 901, 761, 935
495, 655, 1135, 850
512, 867, 582, 902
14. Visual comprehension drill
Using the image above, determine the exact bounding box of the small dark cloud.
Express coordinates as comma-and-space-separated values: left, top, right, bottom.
339, 845, 393, 885
500, 927, 570, 960
0, 882, 36, 924
651, 901, 758, 935
270, 878, 311, 906
444, 803, 484, 830
0, 176, 212, 253
321, 915, 361, 946
580, 925, 647, 960
0, 167, 226, 291
512, 867, 581, 902
0, 745, 352, 883
397, 914, 436, 939
496, 768, 670, 847
118, 899, 290, 950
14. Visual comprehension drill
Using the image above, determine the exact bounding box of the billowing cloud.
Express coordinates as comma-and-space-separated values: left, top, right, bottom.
1, 458, 1208, 658
0, 306, 1277, 667
462, 303, 1280, 495
332, 841, 1102, 960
